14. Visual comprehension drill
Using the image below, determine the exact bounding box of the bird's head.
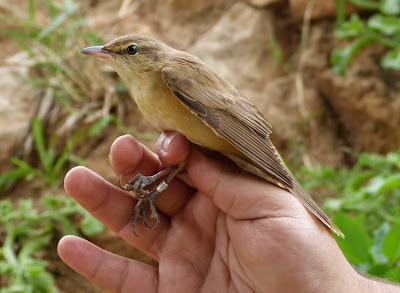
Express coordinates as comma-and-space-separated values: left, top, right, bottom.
81, 34, 171, 80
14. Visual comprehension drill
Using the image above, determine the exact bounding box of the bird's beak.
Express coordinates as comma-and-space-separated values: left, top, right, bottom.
80, 46, 112, 58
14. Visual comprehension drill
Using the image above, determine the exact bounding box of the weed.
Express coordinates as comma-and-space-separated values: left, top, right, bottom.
0, 194, 103, 292
298, 151, 400, 281
332, 0, 400, 74
0, 117, 85, 191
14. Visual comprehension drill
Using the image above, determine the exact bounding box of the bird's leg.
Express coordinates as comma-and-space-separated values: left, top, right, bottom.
131, 198, 149, 234
122, 167, 174, 194
123, 164, 185, 232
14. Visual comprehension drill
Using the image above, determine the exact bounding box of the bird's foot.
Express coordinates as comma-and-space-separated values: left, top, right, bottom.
123, 166, 183, 233
122, 167, 173, 194
131, 195, 160, 234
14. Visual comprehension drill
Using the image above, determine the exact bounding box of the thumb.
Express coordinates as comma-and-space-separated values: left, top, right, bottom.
186, 148, 305, 220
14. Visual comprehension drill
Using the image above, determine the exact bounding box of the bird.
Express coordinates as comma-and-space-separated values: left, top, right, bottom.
80, 34, 344, 237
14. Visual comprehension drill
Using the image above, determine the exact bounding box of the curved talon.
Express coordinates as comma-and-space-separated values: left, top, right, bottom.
131, 199, 149, 234
123, 166, 183, 234
143, 198, 160, 229
143, 213, 160, 229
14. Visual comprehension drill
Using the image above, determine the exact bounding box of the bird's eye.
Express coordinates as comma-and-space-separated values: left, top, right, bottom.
126, 44, 139, 55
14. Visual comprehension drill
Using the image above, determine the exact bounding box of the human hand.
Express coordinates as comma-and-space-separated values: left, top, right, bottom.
58, 132, 399, 292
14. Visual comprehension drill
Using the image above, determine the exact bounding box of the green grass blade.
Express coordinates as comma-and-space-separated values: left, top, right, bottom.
330, 36, 377, 74
350, 0, 381, 10
32, 117, 53, 174
38, 0, 78, 39
336, 0, 347, 25
28, 0, 36, 22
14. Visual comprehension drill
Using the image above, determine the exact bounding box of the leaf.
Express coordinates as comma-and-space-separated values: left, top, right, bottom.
51, 147, 70, 183
59, 217, 79, 236
25, 261, 55, 292
381, 0, 400, 15
0, 168, 30, 191
349, 0, 381, 10
330, 36, 376, 75
370, 222, 390, 264
385, 266, 400, 282
28, 0, 36, 22
336, 0, 347, 25
368, 14, 400, 35
38, 0, 78, 39
0, 200, 13, 220
335, 14, 365, 39
368, 263, 392, 277
381, 223, 400, 262
367, 174, 400, 194
89, 114, 114, 137
365, 176, 386, 194
381, 47, 400, 70
42, 0, 58, 17
324, 198, 343, 211
334, 213, 372, 267
80, 211, 104, 236
32, 117, 52, 174
10, 158, 42, 180
387, 152, 400, 167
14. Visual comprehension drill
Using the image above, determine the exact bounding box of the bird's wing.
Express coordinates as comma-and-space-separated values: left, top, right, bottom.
161, 58, 344, 237
161, 60, 293, 188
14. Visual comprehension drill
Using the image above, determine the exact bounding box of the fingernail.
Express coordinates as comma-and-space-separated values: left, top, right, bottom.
161, 133, 175, 152
155, 133, 166, 151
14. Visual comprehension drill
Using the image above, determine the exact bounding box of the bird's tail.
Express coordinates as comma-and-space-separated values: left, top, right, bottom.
289, 178, 344, 238
226, 153, 344, 238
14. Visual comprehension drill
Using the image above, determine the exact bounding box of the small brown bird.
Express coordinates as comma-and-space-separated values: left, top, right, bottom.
81, 34, 344, 237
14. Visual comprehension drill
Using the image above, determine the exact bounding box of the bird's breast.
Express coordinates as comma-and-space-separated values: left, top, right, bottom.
129, 74, 239, 156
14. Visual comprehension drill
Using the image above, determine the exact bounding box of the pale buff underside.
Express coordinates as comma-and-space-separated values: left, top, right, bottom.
130, 71, 241, 157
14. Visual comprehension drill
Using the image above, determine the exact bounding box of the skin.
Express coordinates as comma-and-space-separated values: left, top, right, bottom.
58, 132, 400, 293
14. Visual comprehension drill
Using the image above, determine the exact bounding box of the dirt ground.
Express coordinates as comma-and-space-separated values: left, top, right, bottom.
1, 0, 399, 291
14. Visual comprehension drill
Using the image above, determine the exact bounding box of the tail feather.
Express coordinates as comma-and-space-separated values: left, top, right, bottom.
226, 153, 345, 238
289, 179, 344, 238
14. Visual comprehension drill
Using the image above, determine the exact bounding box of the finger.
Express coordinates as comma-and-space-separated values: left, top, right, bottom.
110, 134, 193, 216
155, 131, 195, 187
58, 235, 158, 293
110, 135, 160, 185
64, 166, 169, 259
186, 149, 307, 220
155, 131, 190, 166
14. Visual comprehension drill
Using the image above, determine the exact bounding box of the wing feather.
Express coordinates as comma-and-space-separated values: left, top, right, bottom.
161, 56, 343, 237
162, 61, 292, 187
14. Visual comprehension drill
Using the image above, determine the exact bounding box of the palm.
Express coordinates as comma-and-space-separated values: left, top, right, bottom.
58, 133, 349, 293
159, 190, 328, 293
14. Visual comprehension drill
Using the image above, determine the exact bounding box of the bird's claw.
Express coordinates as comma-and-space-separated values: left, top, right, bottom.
122, 173, 152, 195
122, 166, 182, 234
132, 196, 160, 233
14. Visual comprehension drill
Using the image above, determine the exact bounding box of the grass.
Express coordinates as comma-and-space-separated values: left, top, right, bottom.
0, 2, 157, 291
298, 151, 400, 282
0, 115, 118, 191
332, 0, 400, 74
0, 2, 119, 291
0, 194, 103, 292
0, 0, 130, 155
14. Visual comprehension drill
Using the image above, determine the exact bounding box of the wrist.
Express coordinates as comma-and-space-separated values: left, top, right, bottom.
312, 247, 399, 293
357, 273, 400, 293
